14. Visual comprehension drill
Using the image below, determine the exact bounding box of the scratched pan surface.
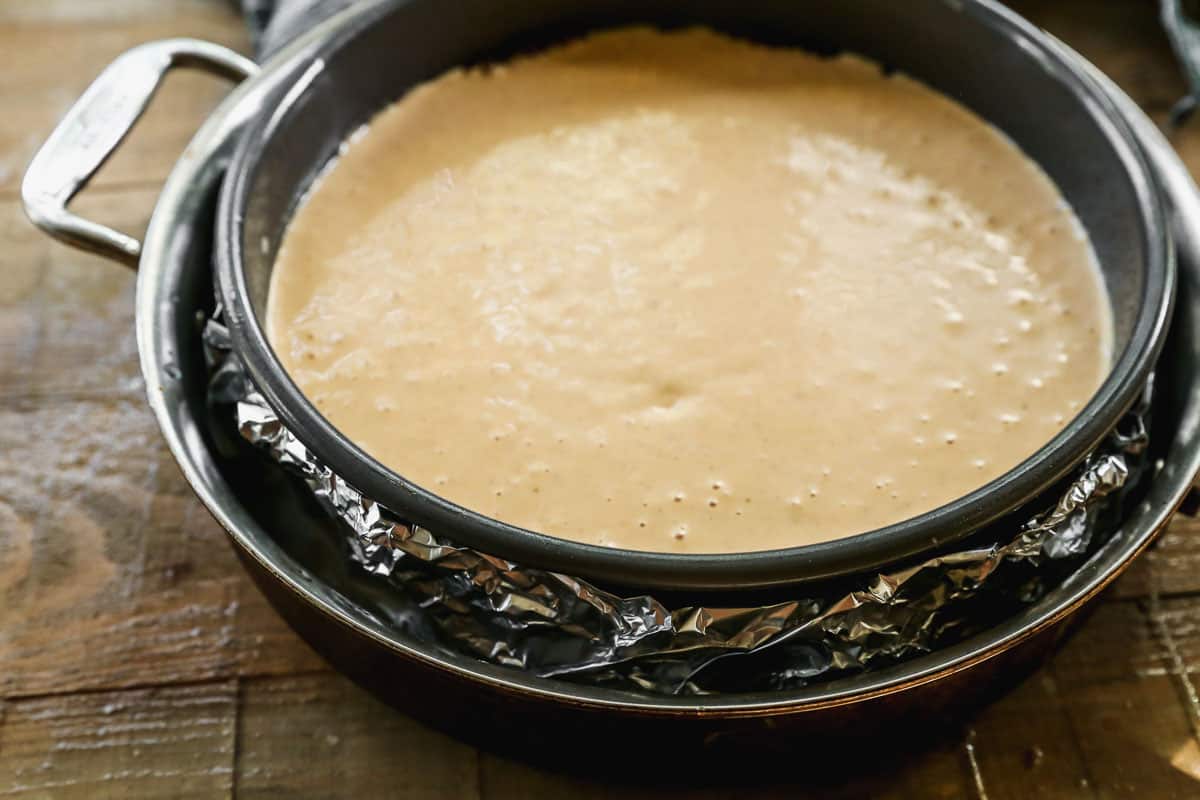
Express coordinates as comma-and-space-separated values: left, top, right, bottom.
131, 18, 1200, 770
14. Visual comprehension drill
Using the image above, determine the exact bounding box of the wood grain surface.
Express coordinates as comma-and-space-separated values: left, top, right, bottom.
2, 0, 1200, 797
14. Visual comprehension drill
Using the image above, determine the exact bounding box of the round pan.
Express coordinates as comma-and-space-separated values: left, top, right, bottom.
215, 0, 1174, 590
129, 25, 1200, 756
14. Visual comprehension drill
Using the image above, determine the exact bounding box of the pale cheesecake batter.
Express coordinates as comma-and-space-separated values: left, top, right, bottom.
267, 28, 1112, 554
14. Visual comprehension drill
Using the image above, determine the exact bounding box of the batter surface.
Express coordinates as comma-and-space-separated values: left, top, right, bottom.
267, 28, 1112, 553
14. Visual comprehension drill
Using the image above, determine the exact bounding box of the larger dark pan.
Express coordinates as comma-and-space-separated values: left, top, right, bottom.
16, 0, 1200, 764
213, 0, 1172, 591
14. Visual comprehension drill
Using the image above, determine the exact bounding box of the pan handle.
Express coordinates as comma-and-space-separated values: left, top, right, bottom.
21, 38, 257, 268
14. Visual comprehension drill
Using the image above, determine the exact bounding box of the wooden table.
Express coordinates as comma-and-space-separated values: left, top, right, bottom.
4, 1, 1200, 797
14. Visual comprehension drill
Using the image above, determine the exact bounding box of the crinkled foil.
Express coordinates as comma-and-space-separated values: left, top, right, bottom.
204, 312, 1151, 695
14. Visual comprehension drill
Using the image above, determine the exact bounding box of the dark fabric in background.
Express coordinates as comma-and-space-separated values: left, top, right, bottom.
238, 0, 356, 58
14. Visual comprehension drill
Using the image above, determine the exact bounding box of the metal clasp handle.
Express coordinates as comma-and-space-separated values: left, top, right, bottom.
21, 38, 257, 268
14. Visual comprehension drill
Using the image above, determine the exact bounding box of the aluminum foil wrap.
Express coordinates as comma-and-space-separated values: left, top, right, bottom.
204, 313, 1151, 695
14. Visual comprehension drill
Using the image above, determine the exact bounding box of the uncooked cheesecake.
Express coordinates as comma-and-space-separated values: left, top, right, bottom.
266, 28, 1112, 554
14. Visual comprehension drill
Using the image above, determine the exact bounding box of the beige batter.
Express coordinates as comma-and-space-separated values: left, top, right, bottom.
267, 28, 1112, 554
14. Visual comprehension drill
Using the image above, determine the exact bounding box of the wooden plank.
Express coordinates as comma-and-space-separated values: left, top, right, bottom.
235, 673, 481, 800
1046, 600, 1166, 686
0, 0, 231, 22
480, 735, 975, 800
0, 395, 234, 697
1145, 595, 1200, 678
0, 681, 237, 799
0, 0, 250, 196
1060, 675, 1200, 798
0, 198, 45, 401
231, 577, 333, 678
0, 192, 147, 404
0, 577, 239, 699
1112, 518, 1200, 601
967, 673, 1096, 800
958, 596, 1200, 798
0, 394, 329, 697
1041, 594, 1200, 797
